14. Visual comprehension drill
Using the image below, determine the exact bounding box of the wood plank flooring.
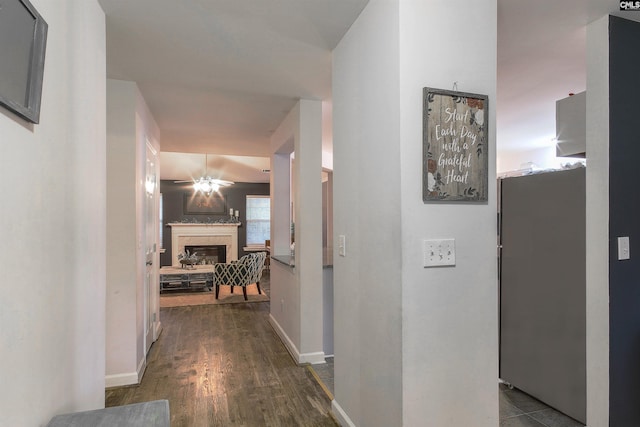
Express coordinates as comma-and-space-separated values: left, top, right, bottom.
106, 301, 337, 427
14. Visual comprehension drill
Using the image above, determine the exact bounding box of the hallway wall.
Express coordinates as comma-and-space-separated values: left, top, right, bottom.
607, 15, 640, 426
106, 79, 161, 387
269, 100, 324, 364
332, 1, 403, 425
0, 0, 107, 425
332, 0, 498, 425
398, 1, 498, 425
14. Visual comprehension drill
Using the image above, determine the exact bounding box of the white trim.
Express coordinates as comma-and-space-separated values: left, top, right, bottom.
105, 372, 138, 388
105, 356, 147, 388
269, 314, 325, 365
269, 314, 300, 362
245, 194, 271, 246
153, 321, 162, 341
137, 355, 147, 383
301, 351, 326, 365
331, 400, 356, 427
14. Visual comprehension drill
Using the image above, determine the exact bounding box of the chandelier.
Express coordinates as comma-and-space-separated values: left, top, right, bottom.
193, 154, 234, 195
194, 176, 222, 195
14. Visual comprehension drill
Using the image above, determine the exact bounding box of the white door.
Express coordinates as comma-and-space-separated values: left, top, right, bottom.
144, 139, 159, 355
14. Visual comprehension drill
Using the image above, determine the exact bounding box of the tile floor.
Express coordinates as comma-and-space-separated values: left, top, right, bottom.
310, 362, 584, 427
310, 357, 334, 399
499, 382, 584, 427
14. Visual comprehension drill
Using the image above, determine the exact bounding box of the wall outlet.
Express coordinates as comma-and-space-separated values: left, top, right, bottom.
423, 239, 456, 267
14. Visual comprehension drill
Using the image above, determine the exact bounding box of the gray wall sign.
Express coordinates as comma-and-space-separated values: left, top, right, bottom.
423, 87, 488, 202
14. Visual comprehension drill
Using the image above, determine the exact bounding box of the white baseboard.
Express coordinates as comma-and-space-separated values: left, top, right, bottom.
137, 355, 147, 383
105, 372, 138, 388
268, 314, 325, 365
105, 356, 147, 388
153, 321, 162, 341
301, 351, 326, 365
269, 314, 301, 362
332, 400, 356, 427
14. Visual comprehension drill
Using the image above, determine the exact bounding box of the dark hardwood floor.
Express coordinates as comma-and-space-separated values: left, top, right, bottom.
106, 298, 337, 426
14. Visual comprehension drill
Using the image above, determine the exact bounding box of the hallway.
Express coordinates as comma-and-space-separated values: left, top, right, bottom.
105, 298, 336, 426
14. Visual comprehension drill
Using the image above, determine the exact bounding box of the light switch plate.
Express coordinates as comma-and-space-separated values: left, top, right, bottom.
338, 235, 346, 257
423, 239, 456, 267
618, 236, 630, 260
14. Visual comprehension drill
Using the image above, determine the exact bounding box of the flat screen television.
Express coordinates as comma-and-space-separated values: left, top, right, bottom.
0, 0, 48, 124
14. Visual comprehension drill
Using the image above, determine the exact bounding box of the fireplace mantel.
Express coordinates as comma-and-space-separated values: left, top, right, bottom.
168, 223, 240, 266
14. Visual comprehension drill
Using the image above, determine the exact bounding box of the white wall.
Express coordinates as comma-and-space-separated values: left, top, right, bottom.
106, 80, 138, 384
585, 15, 609, 427
497, 146, 585, 175
136, 88, 161, 372
270, 108, 301, 357
269, 100, 324, 364
332, 0, 498, 425
498, 146, 559, 173
399, 1, 498, 423
106, 79, 161, 386
332, 1, 403, 425
0, 0, 107, 425
294, 100, 324, 360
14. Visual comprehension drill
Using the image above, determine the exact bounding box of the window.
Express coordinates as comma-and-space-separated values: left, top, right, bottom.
246, 195, 270, 246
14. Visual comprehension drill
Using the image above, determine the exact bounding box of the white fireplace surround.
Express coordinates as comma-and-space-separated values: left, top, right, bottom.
168, 223, 240, 266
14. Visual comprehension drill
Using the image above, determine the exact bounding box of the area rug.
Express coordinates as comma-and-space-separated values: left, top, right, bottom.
160, 284, 269, 308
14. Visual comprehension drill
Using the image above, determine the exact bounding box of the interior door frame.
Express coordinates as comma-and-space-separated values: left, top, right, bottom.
144, 138, 161, 355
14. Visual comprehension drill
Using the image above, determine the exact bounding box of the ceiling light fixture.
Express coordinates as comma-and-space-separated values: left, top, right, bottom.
193, 154, 234, 196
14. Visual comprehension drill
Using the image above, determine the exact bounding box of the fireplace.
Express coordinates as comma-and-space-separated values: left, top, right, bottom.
169, 223, 240, 266
185, 245, 226, 264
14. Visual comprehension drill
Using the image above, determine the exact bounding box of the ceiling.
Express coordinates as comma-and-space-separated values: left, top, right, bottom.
497, 0, 632, 152
99, 0, 633, 181
99, 0, 367, 182
160, 152, 271, 183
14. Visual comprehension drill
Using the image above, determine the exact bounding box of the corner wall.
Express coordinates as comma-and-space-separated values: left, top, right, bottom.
0, 0, 107, 425
332, 1, 403, 425
106, 79, 161, 386
332, 0, 498, 425
106, 80, 138, 385
585, 15, 610, 427
269, 100, 324, 364
399, 1, 498, 425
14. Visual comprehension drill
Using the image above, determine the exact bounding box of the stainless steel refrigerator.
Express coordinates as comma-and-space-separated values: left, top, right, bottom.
499, 167, 586, 424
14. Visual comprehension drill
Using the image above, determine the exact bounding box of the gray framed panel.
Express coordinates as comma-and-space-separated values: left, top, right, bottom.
499, 168, 585, 423
183, 193, 226, 215
0, 0, 48, 124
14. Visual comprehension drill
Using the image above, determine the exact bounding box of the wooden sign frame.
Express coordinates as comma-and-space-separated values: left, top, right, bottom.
423, 87, 488, 202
